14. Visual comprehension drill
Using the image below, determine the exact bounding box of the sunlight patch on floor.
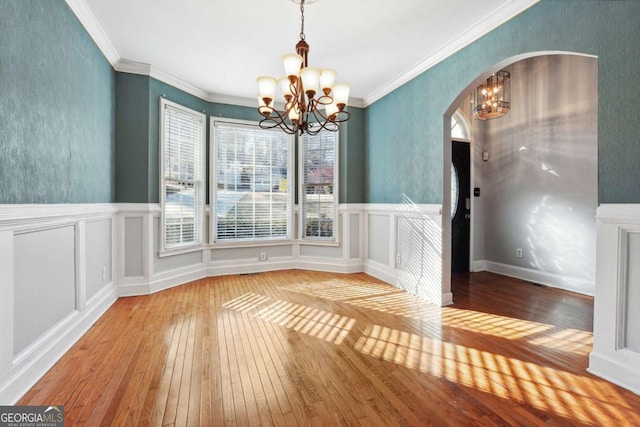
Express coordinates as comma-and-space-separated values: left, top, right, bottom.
353, 323, 638, 425
255, 299, 355, 345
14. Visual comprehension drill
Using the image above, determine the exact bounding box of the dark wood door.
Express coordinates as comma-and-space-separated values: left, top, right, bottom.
451, 140, 470, 273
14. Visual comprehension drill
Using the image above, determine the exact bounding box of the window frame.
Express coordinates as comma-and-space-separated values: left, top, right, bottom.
159, 98, 207, 253
210, 117, 295, 246
299, 130, 340, 244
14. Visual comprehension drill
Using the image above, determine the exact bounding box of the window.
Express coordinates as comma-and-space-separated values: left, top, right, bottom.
451, 110, 470, 218
300, 130, 338, 241
212, 119, 293, 242
160, 98, 206, 250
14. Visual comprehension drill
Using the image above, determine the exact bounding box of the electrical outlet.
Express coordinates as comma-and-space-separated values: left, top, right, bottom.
396, 254, 402, 265
101, 266, 107, 280
259, 252, 267, 261
516, 248, 523, 258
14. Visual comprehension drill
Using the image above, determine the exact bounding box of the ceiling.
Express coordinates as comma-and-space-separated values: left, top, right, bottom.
77, 0, 539, 107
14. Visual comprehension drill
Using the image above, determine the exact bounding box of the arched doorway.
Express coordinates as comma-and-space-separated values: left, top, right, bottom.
443, 52, 598, 300
450, 111, 472, 273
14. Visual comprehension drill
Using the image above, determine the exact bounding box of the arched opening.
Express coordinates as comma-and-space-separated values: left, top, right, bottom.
442, 51, 598, 302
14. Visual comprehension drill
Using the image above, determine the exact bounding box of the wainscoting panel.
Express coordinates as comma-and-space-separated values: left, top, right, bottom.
626, 232, 640, 353
0, 204, 118, 405
13, 225, 77, 355
349, 213, 360, 259
85, 218, 112, 301
367, 214, 390, 265
124, 216, 144, 278
589, 204, 640, 395
362, 204, 445, 306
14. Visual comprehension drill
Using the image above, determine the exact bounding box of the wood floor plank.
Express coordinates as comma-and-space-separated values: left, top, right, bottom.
18, 270, 640, 426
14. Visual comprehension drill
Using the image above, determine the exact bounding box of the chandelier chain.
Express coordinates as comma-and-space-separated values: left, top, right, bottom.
299, 0, 305, 40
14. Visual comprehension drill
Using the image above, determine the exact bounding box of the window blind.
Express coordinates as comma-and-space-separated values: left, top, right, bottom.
301, 130, 337, 240
213, 121, 292, 242
161, 100, 205, 249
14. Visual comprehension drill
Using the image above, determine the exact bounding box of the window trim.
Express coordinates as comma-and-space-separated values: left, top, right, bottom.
209, 117, 295, 246
298, 130, 340, 243
159, 98, 207, 253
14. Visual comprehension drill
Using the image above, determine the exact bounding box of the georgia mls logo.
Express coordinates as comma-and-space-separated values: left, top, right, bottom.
44, 406, 63, 417
0, 405, 64, 427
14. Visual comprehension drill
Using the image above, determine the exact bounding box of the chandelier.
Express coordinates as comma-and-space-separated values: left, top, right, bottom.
256, 0, 351, 135
472, 70, 511, 120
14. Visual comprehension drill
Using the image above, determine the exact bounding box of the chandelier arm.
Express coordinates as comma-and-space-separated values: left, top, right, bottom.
311, 103, 351, 124
308, 108, 339, 133
258, 108, 296, 134
259, 117, 296, 135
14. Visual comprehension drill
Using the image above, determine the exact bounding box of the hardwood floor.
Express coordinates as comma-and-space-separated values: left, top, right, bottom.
19, 270, 640, 426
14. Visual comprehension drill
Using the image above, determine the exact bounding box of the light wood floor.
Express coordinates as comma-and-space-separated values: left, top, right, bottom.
19, 270, 640, 426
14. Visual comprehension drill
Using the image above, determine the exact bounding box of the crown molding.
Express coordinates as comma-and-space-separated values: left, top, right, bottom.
362, 0, 541, 106
115, 59, 151, 76
115, 59, 209, 101
65, 0, 120, 66
67, 0, 523, 110
151, 66, 211, 101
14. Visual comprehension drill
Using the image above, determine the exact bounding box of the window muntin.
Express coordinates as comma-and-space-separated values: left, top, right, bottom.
212, 119, 293, 242
300, 130, 338, 241
160, 99, 206, 250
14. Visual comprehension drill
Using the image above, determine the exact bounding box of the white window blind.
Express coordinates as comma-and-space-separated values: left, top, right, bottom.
160, 99, 205, 249
213, 120, 292, 242
301, 130, 337, 240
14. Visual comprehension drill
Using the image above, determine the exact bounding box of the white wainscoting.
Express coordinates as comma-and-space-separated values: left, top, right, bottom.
117, 204, 366, 296
0, 204, 118, 404
0, 201, 447, 404
360, 203, 448, 306
589, 204, 640, 395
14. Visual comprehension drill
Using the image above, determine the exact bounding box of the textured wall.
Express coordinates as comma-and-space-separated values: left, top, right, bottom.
115, 73, 150, 202
0, 1, 115, 203
480, 55, 597, 286
340, 107, 366, 204
366, 0, 640, 204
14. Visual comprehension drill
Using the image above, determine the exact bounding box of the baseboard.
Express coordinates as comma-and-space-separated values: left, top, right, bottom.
363, 259, 399, 290
0, 282, 118, 404
484, 260, 594, 296
588, 351, 640, 395
149, 265, 208, 294
296, 257, 364, 274
207, 257, 298, 277
471, 260, 486, 272
441, 292, 454, 306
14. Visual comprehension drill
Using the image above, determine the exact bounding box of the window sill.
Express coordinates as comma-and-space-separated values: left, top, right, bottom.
157, 239, 340, 256
298, 239, 340, 247
158, 244, 207, 258
209, 240, 294, 250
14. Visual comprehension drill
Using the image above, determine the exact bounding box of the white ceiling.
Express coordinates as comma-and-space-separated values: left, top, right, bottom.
76, 0, 539, 107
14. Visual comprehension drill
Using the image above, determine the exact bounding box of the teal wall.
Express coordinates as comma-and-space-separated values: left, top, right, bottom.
116, 74, 366, 204
366, 0, 640, 204
0, 0, 115, 203
115, 73, 150, 202
340, 107, 365, 204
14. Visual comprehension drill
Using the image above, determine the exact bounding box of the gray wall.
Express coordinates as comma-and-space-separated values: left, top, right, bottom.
0, 0, 115, 203
366, 0, 640, 204
476, 55, 597, 284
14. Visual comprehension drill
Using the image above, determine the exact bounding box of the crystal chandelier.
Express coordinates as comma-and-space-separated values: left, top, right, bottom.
472, 70, 511, 120
256, 0, 351, 136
